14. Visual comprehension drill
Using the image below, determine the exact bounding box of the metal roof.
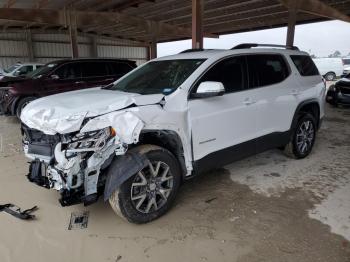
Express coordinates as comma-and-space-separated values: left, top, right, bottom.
0, 0, 349, 44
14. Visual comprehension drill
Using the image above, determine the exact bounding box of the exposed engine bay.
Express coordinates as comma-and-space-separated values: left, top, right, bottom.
21, 110, 145, 206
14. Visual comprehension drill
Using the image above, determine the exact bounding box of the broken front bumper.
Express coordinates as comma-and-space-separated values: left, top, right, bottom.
22, 124, 122, 206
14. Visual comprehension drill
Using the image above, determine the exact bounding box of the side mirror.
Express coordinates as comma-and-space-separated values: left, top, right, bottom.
192, 81, 225, 98
50, 74, 60, 80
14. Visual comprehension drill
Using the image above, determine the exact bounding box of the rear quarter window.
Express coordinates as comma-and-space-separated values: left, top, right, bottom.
290, 55, 319, 76
247, 54, 290, 88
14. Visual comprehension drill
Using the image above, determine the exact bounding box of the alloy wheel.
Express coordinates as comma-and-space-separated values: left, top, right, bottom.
130, 161, 174, 214
296, 120, 315, 154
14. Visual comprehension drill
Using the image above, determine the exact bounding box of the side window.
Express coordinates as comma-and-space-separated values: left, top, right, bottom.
16, 65, 33, 75
247, 54, 290, 88
109, 62, 133, 75
82, 62, 108, 78
290, 55, 319, 76
197, 56, 246, 93
54, 63, 82, 79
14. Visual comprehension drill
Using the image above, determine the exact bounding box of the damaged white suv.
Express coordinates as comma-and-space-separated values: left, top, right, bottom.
20, 44, 325, 223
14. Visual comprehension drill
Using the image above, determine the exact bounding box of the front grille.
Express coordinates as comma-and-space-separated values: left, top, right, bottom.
21, 124, 60, 158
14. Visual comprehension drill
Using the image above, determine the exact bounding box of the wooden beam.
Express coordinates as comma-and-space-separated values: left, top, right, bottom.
3, 0, 16, 8
0, 8, 197, 39
26, 29, 35, 61
286, 1, 297, 47
149, 40, 157, 59
279, 0, 350, 23
68, 11, 79, 58
90, 36, 98, 57
192, 0, 203, 49
36, 0, 49, 9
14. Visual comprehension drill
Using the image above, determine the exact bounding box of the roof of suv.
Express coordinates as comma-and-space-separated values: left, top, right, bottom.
156, 48, 309, 61
47, 58, 136, 65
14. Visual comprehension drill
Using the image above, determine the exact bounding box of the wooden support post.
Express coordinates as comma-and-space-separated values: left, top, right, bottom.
26, 29, 34, 61
286, 3, 297, 47
91, 36, 98, 57
192, 0, 203, 49
149, 40, 157, 59
68, 11, 79, 58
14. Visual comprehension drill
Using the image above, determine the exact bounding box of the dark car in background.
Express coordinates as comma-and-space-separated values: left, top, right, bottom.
326, 73, 350, 106
0, 58, 136, 117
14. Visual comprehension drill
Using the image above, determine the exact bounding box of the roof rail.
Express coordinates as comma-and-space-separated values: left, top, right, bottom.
232, 43, 299, 51
179, 48, 210, 53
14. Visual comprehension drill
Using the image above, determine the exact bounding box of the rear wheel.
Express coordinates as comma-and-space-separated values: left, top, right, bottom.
16, 97, 36, 118
325, 72, 336, 81
109, 145, 181, 224
284, 113, 316, 159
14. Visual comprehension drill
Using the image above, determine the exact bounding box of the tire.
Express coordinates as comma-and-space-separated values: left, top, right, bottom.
109, 145, 181, 224
16, 97, 36, 119
284, 113, 317, 159
325, 72, 336, 81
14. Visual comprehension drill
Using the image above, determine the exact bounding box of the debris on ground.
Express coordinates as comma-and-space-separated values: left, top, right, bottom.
0, 203, 38, 220
68, 211, 89, 230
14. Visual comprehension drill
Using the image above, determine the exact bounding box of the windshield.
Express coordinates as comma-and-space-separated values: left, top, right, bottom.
28, 63, 57, 79
4, 64, 21, 73
106, 59, 205, 95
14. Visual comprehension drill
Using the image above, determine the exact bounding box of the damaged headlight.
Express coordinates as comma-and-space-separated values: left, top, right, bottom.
66, 127, 116, 152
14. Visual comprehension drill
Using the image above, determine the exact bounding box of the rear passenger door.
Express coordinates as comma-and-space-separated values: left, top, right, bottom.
246, 54, 298, 149
81, 61, 114, 88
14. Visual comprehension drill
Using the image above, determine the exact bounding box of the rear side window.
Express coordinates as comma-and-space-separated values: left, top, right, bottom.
109, 62, 133, 75
81, 62, 109, 77
247, 54, 290, 88
54, 63, 82, 79
198, 56, 246, 93
290, 55, 319, 76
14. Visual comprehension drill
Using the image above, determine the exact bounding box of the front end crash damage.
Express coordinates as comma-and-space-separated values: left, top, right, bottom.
22, 111, 146, 206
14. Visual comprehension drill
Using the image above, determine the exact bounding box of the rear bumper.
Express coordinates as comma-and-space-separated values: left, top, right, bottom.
326, 90, 350, 105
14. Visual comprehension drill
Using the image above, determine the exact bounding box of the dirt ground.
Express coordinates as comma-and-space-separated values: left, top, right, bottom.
0, 103, 350, 262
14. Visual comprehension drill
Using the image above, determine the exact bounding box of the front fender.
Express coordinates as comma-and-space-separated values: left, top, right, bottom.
103, 150, 148, 201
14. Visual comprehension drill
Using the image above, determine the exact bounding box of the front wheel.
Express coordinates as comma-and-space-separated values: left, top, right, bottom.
16, 97, 36, 119
109, 145, 181, 224
284, 113, 317, 159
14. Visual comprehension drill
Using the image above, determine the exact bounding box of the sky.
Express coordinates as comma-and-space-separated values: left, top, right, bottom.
157, 20, 350, 58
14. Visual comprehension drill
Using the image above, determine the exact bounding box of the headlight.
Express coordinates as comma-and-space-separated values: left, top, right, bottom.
66, 127, 116, 152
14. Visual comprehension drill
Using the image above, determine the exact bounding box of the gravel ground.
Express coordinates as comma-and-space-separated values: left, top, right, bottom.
0, 103, 349, 262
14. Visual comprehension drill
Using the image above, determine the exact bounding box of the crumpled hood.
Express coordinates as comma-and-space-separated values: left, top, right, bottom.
20, 87, 164, 135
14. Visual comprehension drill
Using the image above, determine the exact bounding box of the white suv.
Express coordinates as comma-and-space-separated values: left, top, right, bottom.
20, 44, 326, 223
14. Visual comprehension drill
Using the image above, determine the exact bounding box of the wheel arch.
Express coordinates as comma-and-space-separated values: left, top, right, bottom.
11, 95, 38, 116
291, 99, 320, 131
136, 130, 187, 178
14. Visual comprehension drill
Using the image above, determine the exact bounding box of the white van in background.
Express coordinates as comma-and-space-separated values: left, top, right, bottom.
312, 57, 343, 81
342, 57, 350, 76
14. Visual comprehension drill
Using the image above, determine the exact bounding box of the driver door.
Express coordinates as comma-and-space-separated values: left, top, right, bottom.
188, 56, 258, 171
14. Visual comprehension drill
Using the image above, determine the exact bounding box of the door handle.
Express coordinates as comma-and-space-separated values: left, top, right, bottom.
243, 98, 256, 105
75, 81, 85, 84
291, 89, 300, 95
